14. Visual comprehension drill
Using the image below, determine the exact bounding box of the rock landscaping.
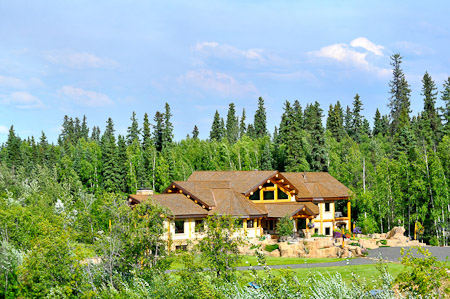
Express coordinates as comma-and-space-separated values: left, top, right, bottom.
240, 226, 426, 258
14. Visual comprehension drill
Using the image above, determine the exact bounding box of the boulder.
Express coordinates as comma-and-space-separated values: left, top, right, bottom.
386, 227, 405, 240
359, 239, 378, 249
266, 249, 281, 257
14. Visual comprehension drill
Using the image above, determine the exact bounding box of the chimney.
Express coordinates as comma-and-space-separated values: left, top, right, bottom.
136, 188, 153, 195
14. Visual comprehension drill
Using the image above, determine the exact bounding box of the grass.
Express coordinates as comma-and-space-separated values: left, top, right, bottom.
168, 254, 350, 270
236, 255, 346, 267
236, 263, 405, 288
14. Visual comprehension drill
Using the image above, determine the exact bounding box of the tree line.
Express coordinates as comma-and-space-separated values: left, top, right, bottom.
1, 53, 450, 243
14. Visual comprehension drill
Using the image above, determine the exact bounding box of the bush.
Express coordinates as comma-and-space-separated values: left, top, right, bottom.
312, 233, 327, 237
276, 214, 294, 238
429, 236, 439, 246
264, 244, 279, 252
377, 239, 387, 245
396, 247, 450, 297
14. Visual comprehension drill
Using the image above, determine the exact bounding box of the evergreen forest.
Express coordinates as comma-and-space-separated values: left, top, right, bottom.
1, 53, 450, 297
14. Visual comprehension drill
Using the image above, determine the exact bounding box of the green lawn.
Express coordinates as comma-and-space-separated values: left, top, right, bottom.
236, 263, 405, 288
169, 254, 351, 270
236, 255, 346, 267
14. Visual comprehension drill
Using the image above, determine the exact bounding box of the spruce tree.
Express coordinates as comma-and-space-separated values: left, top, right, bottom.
260, 138, 273, 170
247, 124, 256, 139
101, 118, 119, 192
162, 103, 173, 149
254, 97, 267, 138
209, 110, 222, 141
142, 112, 152, 152
80, 115, 89, 140
421, 71, 440, 141
192, 125, 199, 140
441, 77, 450, 135
239, 108, 246, 138
74, 117, 81, 143
127, 111, 140, 145
5, 125, 21, 172
351, 93, 364, 143
304, 102, 327, 171
373, 108, 383, 136
326, 102, 345, 141
38, 131, 49, 166
388, 53, 411, 134
91, 126, 101, 143
292, 100, 304, 129
344, 106, 352, 136
153, 111, 164, 151
279, 101, 309, 172
226, 103, 239, 144
220, 118, 226, 141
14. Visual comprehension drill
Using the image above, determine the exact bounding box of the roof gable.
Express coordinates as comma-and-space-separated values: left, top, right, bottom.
283, 172, 350, 199
208, 188, 267, 218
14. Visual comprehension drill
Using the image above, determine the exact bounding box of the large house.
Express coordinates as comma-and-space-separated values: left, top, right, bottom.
128, 171, 351, 244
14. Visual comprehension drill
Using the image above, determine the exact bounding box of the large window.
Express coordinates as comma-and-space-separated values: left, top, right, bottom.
278, 188, 289, 199
325, 202, 331, 212
175, 220, 185, 234
249, 192, 260, 200
263, 190, 275, 200
247, 219, 254, 228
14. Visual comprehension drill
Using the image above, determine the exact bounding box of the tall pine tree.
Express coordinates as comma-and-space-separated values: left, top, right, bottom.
226, 103, 239, 144
388, 53, 411, 134
254, 97, 267, 138
210, 110, 222, 141
127, 111, 140, 145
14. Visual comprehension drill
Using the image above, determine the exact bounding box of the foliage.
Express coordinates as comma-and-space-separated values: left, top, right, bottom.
264, 244, 279, 252
196, 214, 243, 281
396, 247, 450, 297
276, 214, 294, 238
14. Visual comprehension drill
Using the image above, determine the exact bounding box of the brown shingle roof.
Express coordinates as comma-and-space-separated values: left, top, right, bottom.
167, 181, 231, 207
128, 193, 208, 219
283, 172, 350, 199
208, 188, 267, 218
264, 202, 319, 218
187, 170, 298, 195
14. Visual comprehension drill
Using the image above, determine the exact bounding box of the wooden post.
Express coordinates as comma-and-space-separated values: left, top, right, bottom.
320, 203, 323, 235
306, 218, 310, 233
347, 200, 351, 230
189, 219, 192, 238
243, 219, 247, 233
414, 222, 417, 240
332, 201, 335, 232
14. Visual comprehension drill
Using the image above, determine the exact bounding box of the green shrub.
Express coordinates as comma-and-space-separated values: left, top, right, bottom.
312, 233, 327, 237
264, 244, 279, 252
276, 214, 294, 238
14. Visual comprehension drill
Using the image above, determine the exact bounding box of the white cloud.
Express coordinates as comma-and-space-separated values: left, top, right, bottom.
44, 50, 119, 69
1, 91, 45, 109
310, 37, 390, 77
194, 42, 264, 61
0, 125, 9, 134
178, 69, 258, 97
0, 75, 44, 89
350, 37, 384, 56
59, 86, 114, 107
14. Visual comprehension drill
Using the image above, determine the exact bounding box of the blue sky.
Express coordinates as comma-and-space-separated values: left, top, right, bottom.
1, 1, 450, 143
